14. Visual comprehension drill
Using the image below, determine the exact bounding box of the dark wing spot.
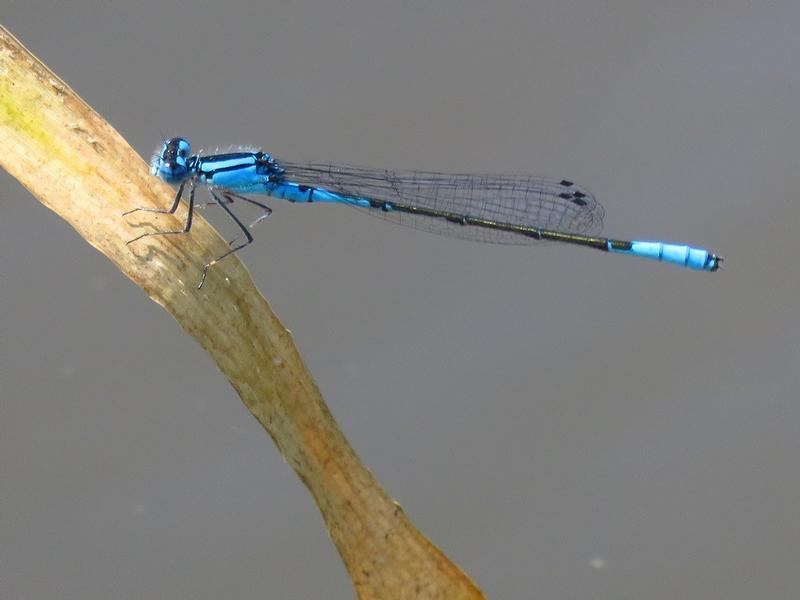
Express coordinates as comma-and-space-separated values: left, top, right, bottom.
560, 180, 574, 187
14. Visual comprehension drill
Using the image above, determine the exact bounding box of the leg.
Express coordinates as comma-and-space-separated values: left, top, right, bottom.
123, 180, 186, 217
224, 192, 273, 227
196, 194, 233, 209
197, 190, 255, 289
203, 191, 272, 228
194, 192, 270, 233
219, 192, 273, 246
204, 191, 272, 246
125, 179, 196, 245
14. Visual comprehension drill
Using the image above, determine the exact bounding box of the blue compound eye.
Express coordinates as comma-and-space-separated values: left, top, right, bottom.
174, 138, 190, 158
152, 137, 191, 183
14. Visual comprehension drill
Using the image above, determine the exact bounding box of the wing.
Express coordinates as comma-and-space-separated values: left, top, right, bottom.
278, 162, 605, 245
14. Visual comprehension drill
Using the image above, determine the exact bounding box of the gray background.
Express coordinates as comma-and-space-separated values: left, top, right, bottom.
1, 1, 798, 598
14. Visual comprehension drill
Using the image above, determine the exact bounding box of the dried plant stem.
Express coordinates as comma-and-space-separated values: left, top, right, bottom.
0, 24, 484, 599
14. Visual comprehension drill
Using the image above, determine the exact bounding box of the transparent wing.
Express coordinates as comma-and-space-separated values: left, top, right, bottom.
279, 162, 605, 244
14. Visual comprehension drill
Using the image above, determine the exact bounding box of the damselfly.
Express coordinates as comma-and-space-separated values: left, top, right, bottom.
125, 137, 722, 287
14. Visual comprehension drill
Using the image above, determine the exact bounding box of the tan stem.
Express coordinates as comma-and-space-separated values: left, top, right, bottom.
0, 24, 485, 599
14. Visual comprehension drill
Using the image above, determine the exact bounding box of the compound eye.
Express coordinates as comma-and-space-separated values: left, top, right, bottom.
175, 138, 191, 158
162, 137, 191, 160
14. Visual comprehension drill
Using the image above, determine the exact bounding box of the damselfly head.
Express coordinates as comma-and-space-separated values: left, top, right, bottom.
151, 137, 192, 183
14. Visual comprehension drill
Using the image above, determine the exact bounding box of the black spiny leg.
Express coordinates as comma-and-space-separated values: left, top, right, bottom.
219, 192, 273, 246
225, 192, 273, 228
125, 179, 196, 245
124, 179, 186, 218
194, 192, 272, 245
197, 190, 255, 289
197, 194, 233, 209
